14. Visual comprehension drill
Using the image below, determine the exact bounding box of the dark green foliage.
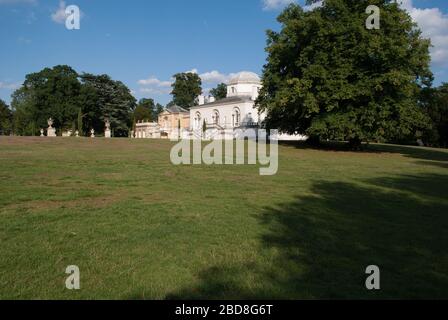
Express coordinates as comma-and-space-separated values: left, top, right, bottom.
423, 83, 448, 147
171, 72, 202, 109
210, 83, 227, 100
134, 99, 165, 123
257, 0, 433, 146
10, 65, 137, 137
134, 98, 155, 122
11, 65, 81, 135
80, 73, 136, 137
0, 99, 12, 135
77, 108, 84, 135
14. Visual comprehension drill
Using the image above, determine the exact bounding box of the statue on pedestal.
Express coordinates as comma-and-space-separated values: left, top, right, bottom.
47, 118, 56, 137
40, 129, 44, 137
90, 129, 95, 138
75, 130, 79, 137
104, 119, 111, 138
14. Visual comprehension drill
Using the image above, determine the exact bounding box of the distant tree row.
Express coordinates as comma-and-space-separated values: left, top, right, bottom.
0, 65, 168, 137
0, 66, 228, 137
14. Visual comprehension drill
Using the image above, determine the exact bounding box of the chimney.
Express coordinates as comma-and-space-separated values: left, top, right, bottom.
198, 95, 205, 105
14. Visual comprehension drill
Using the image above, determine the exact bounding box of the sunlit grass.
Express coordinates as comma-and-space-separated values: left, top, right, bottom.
0, 137, 447, 299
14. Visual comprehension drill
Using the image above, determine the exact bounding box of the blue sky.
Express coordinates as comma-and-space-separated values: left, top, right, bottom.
1, 0, 447, 105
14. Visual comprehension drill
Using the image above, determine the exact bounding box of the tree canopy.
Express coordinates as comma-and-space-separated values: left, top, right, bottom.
257, 0, 433, 147
80, 73, 136, 137
170, 72, 202, 109
12, 65, 81, 135
134, 98, 155, 122
0, 99, 12, 135
210, 83, 227, 100
10, 65, 140, 137
423, 83, 448, 147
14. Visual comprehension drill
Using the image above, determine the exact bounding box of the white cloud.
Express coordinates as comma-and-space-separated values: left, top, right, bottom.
0, 81, 20, 90
400, 0, 448, 67
199, 70, 233, 84
51, 0, 67, 24
262, 0, 296, 11
138, 77, 172, 87
51, 0, 83, 24
139, 87, 172, 95
137, 70, 259, 97
185, 68, 198, 74
138, 76, 173, 95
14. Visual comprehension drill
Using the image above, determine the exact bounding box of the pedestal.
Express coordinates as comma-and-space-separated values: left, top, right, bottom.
47, 127, 56, 137
105, 129, 111, 138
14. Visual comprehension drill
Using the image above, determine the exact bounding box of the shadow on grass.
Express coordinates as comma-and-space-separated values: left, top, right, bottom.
165, 173, 448, 299
413, 160, 448, 170
279, 141, 448, 163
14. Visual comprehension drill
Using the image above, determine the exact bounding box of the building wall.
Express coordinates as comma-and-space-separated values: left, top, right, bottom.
190, 101, 262, 130
227, 83, 262, 98
158, 112, 190, 130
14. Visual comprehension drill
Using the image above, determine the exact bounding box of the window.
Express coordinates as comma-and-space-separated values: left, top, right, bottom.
233, 108, 240, 127
195, 112, 202, 129
212, 110, 220, 125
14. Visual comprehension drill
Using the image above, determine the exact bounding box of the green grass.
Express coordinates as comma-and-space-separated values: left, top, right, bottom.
0, 137, 447, 299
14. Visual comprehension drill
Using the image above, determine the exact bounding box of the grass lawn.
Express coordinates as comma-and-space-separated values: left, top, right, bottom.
0, 137, 447, 299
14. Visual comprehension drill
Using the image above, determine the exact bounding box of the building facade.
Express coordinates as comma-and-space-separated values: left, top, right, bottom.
134, 71, 306, 141
189, 72, 306, 141
158, 105, 190, 139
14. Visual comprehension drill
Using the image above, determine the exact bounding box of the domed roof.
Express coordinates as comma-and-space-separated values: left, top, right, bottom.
228, 71, 260, 85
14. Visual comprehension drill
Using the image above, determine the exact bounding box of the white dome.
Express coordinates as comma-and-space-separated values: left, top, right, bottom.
228, 71, 260, 85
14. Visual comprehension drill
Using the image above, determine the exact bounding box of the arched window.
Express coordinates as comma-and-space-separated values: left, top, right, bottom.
195, 112, 202, 129
212, 110, 220, 125
232, 108, 240, 127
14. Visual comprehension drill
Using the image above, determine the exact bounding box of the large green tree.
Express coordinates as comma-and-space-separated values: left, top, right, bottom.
11, 65, 82, 135
134, 98, 155, 122
0, 99, 12, 135
80, 74, 136, 137
210, 83, 227, 100
171, 72, 202, 109
257, 0, 433, 147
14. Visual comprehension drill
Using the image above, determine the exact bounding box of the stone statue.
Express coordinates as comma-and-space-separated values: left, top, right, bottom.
90, 129, 95, 138
104, 119, 111, 138
75, 130, 79, 137
47, 118, 56, 137
40, 129, 44, 137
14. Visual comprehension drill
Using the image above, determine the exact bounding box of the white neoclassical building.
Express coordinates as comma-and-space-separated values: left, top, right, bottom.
189, 71, 306, 140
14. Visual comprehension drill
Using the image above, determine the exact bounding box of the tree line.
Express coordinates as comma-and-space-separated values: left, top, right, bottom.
1, 65, 137, 137
0, 65, 225, 137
